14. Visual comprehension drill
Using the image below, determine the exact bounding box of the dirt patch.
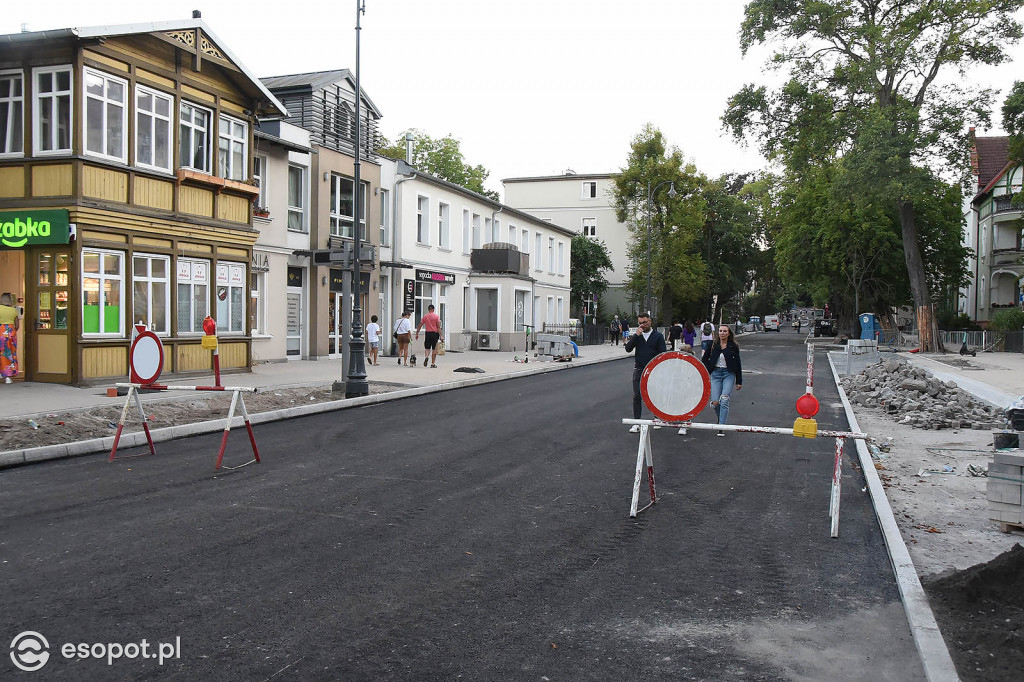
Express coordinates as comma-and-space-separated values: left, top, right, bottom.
0, 383, 401, 452
924, 544, 1024, 682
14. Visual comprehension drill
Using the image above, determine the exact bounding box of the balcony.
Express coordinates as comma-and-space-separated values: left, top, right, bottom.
470, 243, 529, 275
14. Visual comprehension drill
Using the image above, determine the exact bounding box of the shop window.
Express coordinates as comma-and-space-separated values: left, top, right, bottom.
82, 249, 124, 336
33, 65, 72, 154
0, 70, 24, 156
132, 254, 170, 334
215, 262, 246, 333
218, 114, 247, 181
83, 68, 127, 163
179, 101, 211, 173
176, 258, 209, 334
135, 86, 172, 172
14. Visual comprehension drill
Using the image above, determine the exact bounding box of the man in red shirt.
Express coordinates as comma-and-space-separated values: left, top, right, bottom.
414, 304, 443, 367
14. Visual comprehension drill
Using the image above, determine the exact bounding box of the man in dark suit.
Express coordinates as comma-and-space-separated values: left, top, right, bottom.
624, 312, 667, 432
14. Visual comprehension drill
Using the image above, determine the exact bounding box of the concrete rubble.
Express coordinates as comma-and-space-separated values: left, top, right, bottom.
841, 356, 1003, 430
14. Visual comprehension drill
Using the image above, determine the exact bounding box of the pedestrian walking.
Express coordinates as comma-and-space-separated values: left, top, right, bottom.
610, 315, 621, 345
414, 304, 442, 368
701, 324, 742, 437
682, 321, 697, 354
393, 311, 413, 366
699, 320, 715, 354
624, 312, 666, 433
668, 321, 682, 350
366, 315, 381, 366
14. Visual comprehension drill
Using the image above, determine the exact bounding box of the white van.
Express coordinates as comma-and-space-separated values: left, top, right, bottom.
764, 315, 781, 331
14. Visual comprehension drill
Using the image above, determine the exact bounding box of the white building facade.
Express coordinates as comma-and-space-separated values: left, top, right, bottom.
381, 159, 574, 352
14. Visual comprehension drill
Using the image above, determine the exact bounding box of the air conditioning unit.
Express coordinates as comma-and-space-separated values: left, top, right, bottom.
474, 332, 500, 351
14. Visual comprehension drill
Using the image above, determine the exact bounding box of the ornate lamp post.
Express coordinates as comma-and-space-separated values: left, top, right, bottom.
345, 0, 369, 398
645, 179, 677, 318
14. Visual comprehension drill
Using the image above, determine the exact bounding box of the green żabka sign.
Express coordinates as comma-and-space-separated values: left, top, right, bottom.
0, 209, 71, 248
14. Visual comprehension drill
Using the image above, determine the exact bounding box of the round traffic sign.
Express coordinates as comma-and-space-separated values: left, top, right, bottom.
129, 330, 164, 385
640, 351, 711, 422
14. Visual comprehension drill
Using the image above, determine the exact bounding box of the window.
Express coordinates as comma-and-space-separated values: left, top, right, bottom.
0, 70, 24, 156
438, 202, 450, 249
82, 68, 127, 162
535, 233, 542, 270
557, 241, 565, 275
463, 210, 471, 254
521, 229, 529, 254
33, 66, 72, 154
288, 164, 307, 232
176, 258, 209, 334
484, 218, 492, 244
508, 224, 516, 245
250, 271, 267, 335
379, 188, 390, 246
472, 214, 482, 249
582, 181, 597, 199
491, 218, 501, 243
179, 101, 212, 172
557, 297, 564, 322
82, 249, 124, 336
582, 217, 597, 237
216, 262, 246, 333
329, 174, 366, 239
476, 288, 498, 331
218, 114, 247, 180
132, 254, 170, 334
253, 155, 268, 210
135, 86, 172, 172
548, 237, 555, 273
417, 195, 429, 244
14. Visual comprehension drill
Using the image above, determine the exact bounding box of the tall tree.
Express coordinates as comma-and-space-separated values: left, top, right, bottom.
611, 125, 708, 323
569, 233, 614, 319
377, 129, 499, 201
724, 0, 1024, 351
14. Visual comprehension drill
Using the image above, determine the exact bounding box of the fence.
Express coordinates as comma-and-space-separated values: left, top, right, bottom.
940, 329, 1024, 353
542, 323, 608, 346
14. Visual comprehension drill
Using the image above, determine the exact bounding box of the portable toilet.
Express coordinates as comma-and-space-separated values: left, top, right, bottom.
859, 313, 879, 340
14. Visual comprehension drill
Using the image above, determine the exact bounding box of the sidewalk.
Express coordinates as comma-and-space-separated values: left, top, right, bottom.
0, 342, 630, 420
906, 351, 1023, 409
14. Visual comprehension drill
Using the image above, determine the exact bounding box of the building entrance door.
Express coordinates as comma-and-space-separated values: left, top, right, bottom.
28, 249, 72, 383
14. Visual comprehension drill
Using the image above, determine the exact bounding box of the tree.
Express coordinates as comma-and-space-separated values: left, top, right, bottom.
377, 129, 499, 201
570, 233, 614, 320
611, 125, 708, 323
724, 0, 1024, 351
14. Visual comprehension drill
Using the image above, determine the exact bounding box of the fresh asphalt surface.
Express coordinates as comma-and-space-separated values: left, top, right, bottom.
2, 333, 925, 681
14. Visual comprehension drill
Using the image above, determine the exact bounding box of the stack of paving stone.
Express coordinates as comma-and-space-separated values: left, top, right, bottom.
840, 357, 1002, 430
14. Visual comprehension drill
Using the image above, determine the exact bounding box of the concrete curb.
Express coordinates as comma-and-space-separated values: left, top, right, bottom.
828, 354, 960, 682
0, 354, 623, 469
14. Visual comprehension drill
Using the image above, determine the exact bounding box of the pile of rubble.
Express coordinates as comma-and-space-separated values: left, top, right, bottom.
841, 357, 1003, 430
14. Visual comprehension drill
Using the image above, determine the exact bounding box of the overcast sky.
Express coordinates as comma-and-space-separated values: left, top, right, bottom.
5, 1, 1023, 198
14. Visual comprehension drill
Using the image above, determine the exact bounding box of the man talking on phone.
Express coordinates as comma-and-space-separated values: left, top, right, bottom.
624, 312, 666, 432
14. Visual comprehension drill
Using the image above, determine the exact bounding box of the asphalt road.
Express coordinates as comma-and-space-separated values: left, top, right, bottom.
1, 333, 925, 681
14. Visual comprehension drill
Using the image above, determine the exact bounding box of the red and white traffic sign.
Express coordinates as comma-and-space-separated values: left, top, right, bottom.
640, 351, 711, 423
129, 326, 164, 385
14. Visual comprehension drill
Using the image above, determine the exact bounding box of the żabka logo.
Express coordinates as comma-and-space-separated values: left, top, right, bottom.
10, 631, 50, 672
1, 216, 52, 248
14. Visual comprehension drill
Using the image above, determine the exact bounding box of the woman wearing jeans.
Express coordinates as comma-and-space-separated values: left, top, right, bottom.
701, 324, 742, 436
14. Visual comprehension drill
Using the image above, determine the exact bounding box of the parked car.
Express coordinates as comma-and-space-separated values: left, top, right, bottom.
813, 319, 838, 337
764, 315, 781, 331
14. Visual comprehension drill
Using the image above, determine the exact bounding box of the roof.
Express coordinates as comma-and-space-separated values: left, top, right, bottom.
503, 172, 617, 183
254, 129, 312, 154
261, 69, 382, 118
1, 19, 287, 118
973, 136, 1009, 190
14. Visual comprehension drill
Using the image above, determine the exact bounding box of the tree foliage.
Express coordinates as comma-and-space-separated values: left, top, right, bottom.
570, 233, 614, 317
725, 0, 1024, 350
377, 129, 499, 201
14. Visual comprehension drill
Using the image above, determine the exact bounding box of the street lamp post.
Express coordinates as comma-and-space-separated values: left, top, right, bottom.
645, 179, 677, 318
345, 0, 369, 398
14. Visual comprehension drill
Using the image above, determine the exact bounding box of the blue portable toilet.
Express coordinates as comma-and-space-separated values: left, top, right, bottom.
859, 313, 879, 340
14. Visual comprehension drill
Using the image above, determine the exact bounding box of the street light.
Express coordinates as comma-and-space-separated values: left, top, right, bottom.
345, 0, 369, 398
646, 179, 677, 318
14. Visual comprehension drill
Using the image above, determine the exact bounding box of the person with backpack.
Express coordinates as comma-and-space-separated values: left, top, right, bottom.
609, 315, 621, 345
699, 320, 715, 353
700, 323, 743, 437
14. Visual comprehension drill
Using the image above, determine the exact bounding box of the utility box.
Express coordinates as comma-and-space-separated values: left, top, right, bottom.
988, 450, 1024, 531
859, 313, 880, 340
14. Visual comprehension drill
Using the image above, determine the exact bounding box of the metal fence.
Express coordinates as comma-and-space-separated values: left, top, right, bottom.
940, 329, 1024, 353
542, 323, 609, 346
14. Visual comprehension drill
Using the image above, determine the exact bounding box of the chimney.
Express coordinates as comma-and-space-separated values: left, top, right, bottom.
405, 132, 414, 165
193, 10, 202, 18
